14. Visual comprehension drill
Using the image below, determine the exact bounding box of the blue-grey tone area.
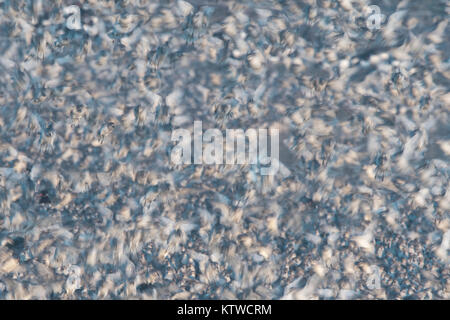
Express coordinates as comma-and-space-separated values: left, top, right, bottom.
0, 0, 448, 299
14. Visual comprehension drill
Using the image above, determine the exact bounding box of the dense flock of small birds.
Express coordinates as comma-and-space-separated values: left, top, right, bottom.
0, 0, 449, 299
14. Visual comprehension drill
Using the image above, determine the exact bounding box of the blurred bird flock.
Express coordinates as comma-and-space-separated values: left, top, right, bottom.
0, 0, 449, 299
